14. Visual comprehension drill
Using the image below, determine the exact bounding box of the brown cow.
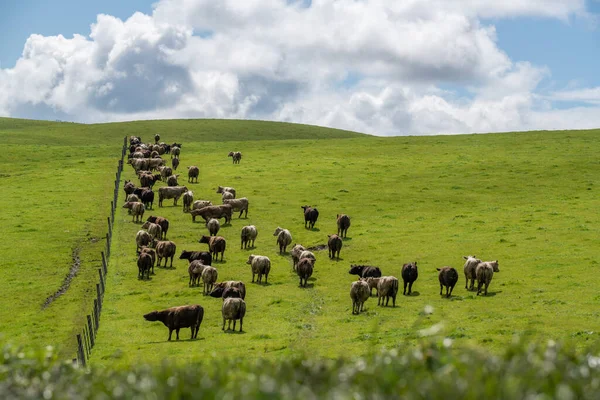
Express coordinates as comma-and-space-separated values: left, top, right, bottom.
143, 305, 204, 340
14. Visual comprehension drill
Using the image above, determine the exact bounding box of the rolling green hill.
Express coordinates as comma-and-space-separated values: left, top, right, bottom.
0, 117, 599, 366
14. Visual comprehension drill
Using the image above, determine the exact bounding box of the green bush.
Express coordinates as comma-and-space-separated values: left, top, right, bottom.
2, 339, 600, 399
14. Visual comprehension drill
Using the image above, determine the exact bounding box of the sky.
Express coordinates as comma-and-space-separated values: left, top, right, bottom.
1, 0, 600, 136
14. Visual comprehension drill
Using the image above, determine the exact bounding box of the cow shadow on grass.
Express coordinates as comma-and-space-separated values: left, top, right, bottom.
148, 337, 206, 344
477, 290, 501, 297
223, 330, 247, 335
404, 291, 420, 297
307, 227, 320, 232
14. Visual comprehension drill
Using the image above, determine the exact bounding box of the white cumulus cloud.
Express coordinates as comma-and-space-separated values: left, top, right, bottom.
0, 0, 598, 135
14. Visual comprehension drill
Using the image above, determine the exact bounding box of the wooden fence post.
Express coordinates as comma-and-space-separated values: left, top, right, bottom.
83, 326, 90, 359
94, 299, 100, 332
77, 334, 86, 367
87, 315, 95, 347
98, 268, 105, 294
101, 252, 107, 274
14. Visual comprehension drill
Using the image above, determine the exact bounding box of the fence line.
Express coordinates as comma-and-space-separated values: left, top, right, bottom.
74, 136, 127, 367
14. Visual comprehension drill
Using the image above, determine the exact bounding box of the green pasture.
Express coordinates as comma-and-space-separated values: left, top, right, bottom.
95, 125, 599, 366
0, 117, 599, 366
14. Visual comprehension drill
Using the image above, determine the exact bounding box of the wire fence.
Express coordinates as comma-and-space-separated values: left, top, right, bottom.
73, 136, 127, 367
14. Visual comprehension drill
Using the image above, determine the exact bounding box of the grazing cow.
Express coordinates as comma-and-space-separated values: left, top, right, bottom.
246, 255, 271, 284
240, 225, 258, 249
228, 151, 242, 164
135, 230, 153, 252
348, 265, 382, 280
221, 191, 235, 201
364, 277, 380, 297
146, 216, 169, 239
124, 180, 136, 196
190, 205, 233, 224
192, 200, 213, 210
182, 191, 194, 213
297, 257, 314, 287
172, 157, 180, 170
476, 260, 500, 296
198, 235, 226, 261
187, 166, 199, 183
290, 244, 306, 271
137, 252, 152, 280
223, 197, 249, 218
154, 133, 160, 144
158, 186, 188, 207
139, 173, 161, 189
179, 250, 212, 266
207, 218, 220, 236
123, 202, 145, 222
166, 174, 180, 187
137, 246, 156, 275
463, 255, 483, 291
188, 260, 206, 286
155, 240, 177, 268
141, 221, 162, 240
301, 205, 319, 229
159, 166, 173, 181
143, 305, 204, 341
273, 227, 292, 254
216, 186, 236, 198
401, 262, 418, 295
337, 214, 351, 238
327, 234, 342, 260
222, 298, 246, 332
140, 189, 154, 210
201, 266, 218, 295
437, 267, 459, 298
350, 280, 370, 314
209, 281, 246, 300
377, 276, 399, 307
171, 146, 181, 159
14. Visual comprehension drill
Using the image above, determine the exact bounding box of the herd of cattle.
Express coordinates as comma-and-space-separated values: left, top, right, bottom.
122, 134, 500, 341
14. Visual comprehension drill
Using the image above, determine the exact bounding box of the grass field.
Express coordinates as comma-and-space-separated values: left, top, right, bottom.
1, 117, 599, 366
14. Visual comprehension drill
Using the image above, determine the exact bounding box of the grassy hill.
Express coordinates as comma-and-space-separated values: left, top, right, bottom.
0, 117, 599, 366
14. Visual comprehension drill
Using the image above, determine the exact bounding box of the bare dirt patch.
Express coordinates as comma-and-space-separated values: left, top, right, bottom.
42, 247, 81, 309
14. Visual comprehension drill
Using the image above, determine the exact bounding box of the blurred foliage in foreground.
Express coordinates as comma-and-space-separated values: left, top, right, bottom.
2, 338, 600, 399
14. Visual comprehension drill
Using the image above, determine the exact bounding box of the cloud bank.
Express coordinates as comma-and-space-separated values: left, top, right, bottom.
0, 0, 598, 135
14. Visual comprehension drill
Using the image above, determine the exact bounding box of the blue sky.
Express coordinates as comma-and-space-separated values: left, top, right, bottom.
1, 0, 599, 135
0, 0, 152, 68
